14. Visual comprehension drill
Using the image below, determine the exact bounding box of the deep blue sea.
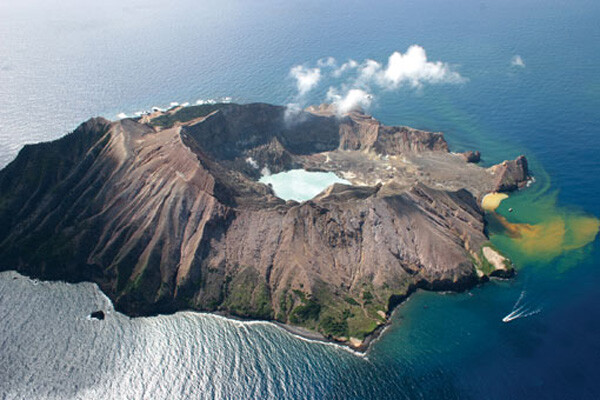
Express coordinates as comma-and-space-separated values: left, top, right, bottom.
1, 0, 599, 398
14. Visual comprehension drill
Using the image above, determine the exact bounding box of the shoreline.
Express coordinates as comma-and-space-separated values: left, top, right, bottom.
1, 269, 514, 356
0, 270, 373, 356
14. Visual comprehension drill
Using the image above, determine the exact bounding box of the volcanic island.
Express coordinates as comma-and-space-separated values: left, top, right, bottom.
0, 103, 530, 351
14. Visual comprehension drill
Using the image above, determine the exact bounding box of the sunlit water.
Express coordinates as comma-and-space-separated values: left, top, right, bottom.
0, 271, 370, 399
259, 169, 350, 202
1, 0, 600, 398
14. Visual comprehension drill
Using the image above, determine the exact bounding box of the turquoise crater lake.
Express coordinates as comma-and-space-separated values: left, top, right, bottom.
259, 169, 350, 202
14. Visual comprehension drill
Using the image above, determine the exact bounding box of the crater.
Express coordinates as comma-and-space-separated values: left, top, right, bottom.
259, 169, 350, 202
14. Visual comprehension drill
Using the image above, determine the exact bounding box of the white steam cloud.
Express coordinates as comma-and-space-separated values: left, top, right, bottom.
372, 45, 465, 88
326, 88, 373, 114
332, 60, 358, 78
287, 45, 465, 115
317, 57, 337, 68
290, 65, 321, 96
511, 55, 525, 68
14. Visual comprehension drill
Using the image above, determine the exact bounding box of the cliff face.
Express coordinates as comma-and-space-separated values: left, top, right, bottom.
0, 103, 529, 347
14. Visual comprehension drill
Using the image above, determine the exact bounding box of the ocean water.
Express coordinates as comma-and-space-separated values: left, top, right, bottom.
1, 0, 600, 398
259, 169, 350, 201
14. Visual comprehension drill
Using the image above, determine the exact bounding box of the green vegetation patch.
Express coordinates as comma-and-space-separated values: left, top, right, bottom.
289, 299, 321, 324
344, 296, 359, 306
283, 280, 393, 340
319, 314, 348, 337
347, 316, 379, 340
223, 267, 273, 319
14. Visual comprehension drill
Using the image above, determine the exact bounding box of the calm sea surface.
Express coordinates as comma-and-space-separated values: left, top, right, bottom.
1, 0, 599, 398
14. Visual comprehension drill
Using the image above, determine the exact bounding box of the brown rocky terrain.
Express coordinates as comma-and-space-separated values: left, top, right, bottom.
0, 103, 529, 350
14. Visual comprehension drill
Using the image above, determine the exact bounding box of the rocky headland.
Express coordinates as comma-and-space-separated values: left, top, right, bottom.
0, 103, 529, 350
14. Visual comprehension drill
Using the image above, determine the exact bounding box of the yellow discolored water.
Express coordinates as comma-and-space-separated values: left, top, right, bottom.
494, 214, 599, 261
481, 192, 509, 212
487, 191, 599, 265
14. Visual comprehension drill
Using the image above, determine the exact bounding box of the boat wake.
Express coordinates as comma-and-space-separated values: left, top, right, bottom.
502, 290, 542, 323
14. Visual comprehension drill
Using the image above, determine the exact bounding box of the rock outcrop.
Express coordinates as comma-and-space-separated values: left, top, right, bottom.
90, 311, 105, 320
0, 103, 529, 349
461, 150, 481, 163
489, 155, 530, 192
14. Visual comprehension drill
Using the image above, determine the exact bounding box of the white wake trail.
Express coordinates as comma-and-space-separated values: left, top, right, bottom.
502, 290, 542, 323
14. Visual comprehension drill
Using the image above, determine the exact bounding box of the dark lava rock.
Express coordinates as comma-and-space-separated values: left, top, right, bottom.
492, 155, 530, 192
461, 150, 481, 163
490, 268, 516, 279
90, 311, 105, 320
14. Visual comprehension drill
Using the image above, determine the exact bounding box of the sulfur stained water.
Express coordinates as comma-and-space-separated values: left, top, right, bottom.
1, 0, 600, 398
259, 169, 350, 202
490, 190, 599, 266
481, 192, 509, 212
